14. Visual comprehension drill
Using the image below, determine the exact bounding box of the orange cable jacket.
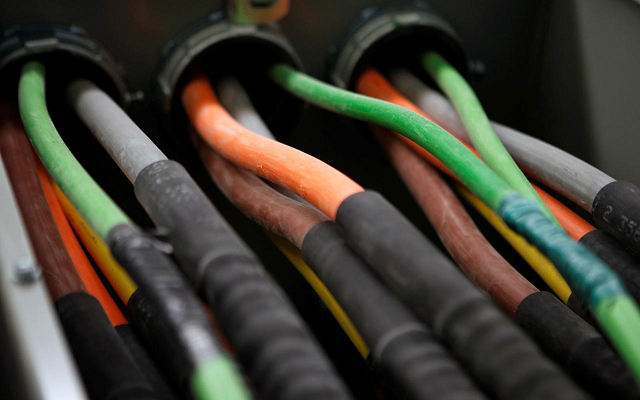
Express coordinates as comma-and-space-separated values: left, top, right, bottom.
356, 67, 595, 241
534, 188, 594, 241
182, 73, 363, 219
194, 133, 329, 249
38, 161, 127, 326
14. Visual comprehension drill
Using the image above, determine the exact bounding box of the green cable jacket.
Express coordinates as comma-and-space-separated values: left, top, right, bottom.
18, 62, 130, 239
267, 63, 640, 384
421, 51, 558, 224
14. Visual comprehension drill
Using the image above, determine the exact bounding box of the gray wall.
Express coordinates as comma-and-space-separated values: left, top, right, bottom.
573, 0, 640, 182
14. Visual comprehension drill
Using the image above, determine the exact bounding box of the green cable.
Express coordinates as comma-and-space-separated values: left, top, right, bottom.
192, 357, 251, 400
596, 296, 640, 381
18, 61, 252, 400
18, 61, 130, 240
268, 63, 640, 384
268, 64, 513, 211
421, 51, 558, 225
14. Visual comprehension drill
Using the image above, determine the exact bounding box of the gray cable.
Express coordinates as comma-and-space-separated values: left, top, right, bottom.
389, 68, 614, 212
216, 75, 312, 205
67, 80, 167, 183
216, 76, 276, 140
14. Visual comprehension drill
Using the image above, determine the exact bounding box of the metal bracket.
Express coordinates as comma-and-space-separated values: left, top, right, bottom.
0, 151, 86, 399
227, 0, 290, 25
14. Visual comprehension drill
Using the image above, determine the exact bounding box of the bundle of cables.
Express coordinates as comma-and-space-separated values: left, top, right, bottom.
205, 75, 640, 400
18, 61, 251, 400
386, 66, 640, 305
0, 101, 158, 400
66, 75, 353, 400
370, 115, 638, 399
261, 60, 640, 388
198, 77, 485, 400
10, 30, 640, 400
355, 67, 640, 314
181, 71, 592, 400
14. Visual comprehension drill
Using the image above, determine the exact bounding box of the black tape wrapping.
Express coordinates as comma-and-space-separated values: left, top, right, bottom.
515, 291, 639, 400
134, 160, 351, 400
302, 222, 486, 400
115, 324, 180, 400
108, 224, 223, 389
336, 191, 589, 400
566, 292, 597, 327
580, 229, 640, 304
592, 181, 640, 255
55, 292, 157, 400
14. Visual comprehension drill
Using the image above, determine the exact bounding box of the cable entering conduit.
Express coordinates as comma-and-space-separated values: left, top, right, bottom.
266, 62, 640, 384
18, 61, 250, 400
68, 77, 354, 400
184, 74, 591, 400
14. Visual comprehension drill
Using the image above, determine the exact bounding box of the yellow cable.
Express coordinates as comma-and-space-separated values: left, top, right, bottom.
267, 232, 370, 359
52, 180, 137, 304
456, 183, 572, 303
56, 173, 369, 358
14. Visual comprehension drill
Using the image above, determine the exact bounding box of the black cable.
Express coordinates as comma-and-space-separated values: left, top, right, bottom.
515, 291, 639, 400
115, 325, 180, 400
593, 182, 640, 255
302, 221, 487, 400
134, 160, 353, 400
56, 293, 157, 400
579, 230, 640, 304
336, 191, 590, 400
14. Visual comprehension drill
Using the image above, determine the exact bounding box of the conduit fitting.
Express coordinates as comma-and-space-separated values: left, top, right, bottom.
0, 24, 127, 104
328, 0, 469, 90
157, 11, 304, 141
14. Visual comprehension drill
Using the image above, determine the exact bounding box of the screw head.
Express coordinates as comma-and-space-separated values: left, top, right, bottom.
13, 259, 41, 284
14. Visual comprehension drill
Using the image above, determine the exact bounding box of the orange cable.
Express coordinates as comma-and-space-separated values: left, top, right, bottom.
38, 160, 127, 326
535, 187, 594, 241
182, 72, 363, 219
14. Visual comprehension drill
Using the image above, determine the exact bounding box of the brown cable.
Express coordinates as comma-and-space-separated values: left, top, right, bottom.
374, 125, 537, 316
0, 101, 85, 300
191, 130, 328, 249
